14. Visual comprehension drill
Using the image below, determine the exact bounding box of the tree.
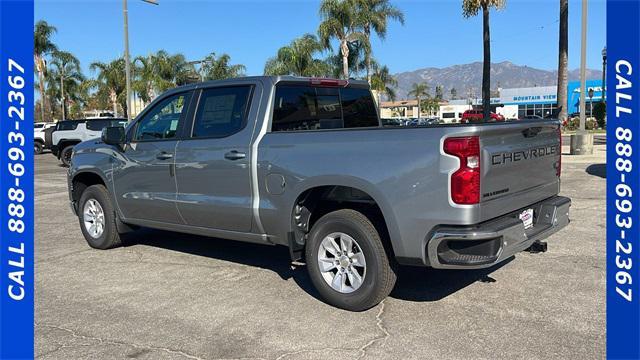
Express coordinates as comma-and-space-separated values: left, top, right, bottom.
421, 97, 439, 117
593, 101, 606, 129
450, 87, 458, 100
325, 39, 366, 78
318, 0, 365, 79
49, 50, 84, 120
34, 20, 57, 122
201, 52, 246, 80
370, 63, 397, 115
91, 58, 127, 117
408, 83, 428, 117
354, 0, 404, 83
264, 34, 330, 77
462, 0, 506, 121
133, 50, 196, 103
556, 0, 568, 122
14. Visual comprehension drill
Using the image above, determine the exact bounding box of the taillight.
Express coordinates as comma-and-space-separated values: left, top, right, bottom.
557, 126, 562, 177
444, 136, 480, 205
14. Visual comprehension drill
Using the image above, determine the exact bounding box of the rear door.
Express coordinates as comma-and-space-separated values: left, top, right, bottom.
174, 84, 257, 232
479, 120, 561, 213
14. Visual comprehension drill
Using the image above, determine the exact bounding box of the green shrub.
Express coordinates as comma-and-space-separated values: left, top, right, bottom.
593, 102, 606, 129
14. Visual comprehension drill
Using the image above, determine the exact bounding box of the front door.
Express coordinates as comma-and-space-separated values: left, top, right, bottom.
175, 85, 255, 232
113, 91, 193, 224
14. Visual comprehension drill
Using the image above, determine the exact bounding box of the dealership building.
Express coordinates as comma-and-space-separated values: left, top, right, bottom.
432, 79, 605, 123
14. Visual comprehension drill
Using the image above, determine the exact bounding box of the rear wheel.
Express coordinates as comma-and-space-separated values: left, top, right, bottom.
60, 145, 74, 166
78, 184, 123, 249
34, 142, 44, 155
305, 209, 396, 311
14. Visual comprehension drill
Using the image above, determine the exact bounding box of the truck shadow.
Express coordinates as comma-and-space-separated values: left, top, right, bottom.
125, 228, 513, 304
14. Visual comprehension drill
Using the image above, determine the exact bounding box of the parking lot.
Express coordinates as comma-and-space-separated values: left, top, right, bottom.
35, 145, 606, 360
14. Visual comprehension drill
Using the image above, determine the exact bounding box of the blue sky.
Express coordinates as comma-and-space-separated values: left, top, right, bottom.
35, 0, 606, 77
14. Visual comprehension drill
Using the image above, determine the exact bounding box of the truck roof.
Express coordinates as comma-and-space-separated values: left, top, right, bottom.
166, 76, 371, 95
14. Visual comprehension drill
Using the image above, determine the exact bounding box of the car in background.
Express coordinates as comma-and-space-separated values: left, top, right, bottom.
381, 118, 403, 127
407, 118, 441, 126
461, 109, 505, 123
51, 117, 127, 166
34, 122, 56, 154
521, 115, 544, 120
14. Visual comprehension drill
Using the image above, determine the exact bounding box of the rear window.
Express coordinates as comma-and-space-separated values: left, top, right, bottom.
272, 85, 379, 132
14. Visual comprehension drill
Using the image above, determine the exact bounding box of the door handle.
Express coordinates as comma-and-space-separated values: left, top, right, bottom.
156, 152, 173, 160
224, 150, 246, 161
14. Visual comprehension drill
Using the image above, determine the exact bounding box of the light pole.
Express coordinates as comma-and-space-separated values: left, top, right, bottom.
188, 59, 213, 82
123, 0, 158, 121
602, 46, 607, 102
570, 0, 594, 155
588, 87, 594, 117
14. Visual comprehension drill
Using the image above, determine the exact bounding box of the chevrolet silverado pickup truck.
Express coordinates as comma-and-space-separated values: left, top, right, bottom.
67, 76, 571, 311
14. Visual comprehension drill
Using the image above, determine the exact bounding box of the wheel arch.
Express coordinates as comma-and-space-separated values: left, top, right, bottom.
287, 177, 403, 260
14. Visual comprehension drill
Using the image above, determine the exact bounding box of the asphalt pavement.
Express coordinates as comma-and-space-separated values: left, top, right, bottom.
35, 147, 606, 360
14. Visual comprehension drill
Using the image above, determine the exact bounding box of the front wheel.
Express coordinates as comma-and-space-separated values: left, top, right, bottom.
60, 145, 74, 166
34, 142, 44, 155
305, 209, 396, 311
78, 184, 123, 250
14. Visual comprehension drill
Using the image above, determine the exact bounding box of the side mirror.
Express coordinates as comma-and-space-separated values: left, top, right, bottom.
101, 126, 125, 147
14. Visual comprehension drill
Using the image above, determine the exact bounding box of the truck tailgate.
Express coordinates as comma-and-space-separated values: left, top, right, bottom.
479, 120, 561, 219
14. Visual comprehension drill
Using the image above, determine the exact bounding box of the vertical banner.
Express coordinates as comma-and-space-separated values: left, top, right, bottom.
0, 0, 35, 359
607, 0, 640, 359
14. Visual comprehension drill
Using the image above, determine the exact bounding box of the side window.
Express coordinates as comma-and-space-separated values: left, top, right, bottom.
341, 88, 379, 128
134, 92, 191, 141
57, 121, 81, 131
272, 85, 341, 131
192, 86, 252, 138
86, 120, 112, 131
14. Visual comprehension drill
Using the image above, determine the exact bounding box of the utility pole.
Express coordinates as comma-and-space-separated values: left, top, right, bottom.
123, 0, 158, 121
123, 0, 132, 121
570, 0, 594, 155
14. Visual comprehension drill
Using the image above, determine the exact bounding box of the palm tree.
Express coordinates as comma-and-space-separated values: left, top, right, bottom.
318, 0, 365, 79
462, 0, 506, 121
91, 58, 127, 117
133, 50, 196, 104
34, 20, 57, 122
370, 64, 397, 106
49, 50, 84, 120
264, 34, 330, 77
325, 40, 366, 78
354, 0, 404, 83
408, 83, 428, 118
201, 52, 246, 80
556, 0, 568, 122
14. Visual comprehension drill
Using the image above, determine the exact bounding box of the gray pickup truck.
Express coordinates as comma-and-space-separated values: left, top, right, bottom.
67, 76, 571, 311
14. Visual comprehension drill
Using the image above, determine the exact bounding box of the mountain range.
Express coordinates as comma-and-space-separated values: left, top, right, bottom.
392, 61, 603, 100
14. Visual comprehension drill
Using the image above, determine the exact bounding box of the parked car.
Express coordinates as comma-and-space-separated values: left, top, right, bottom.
34, 122, 56, 154
51, 117, 127, 166
67, 76, 570, 311
461, 109, 505, 123
381, 118, 402, 127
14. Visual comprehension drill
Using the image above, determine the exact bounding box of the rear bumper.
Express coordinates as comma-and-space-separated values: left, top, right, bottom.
425, 196, 571, 269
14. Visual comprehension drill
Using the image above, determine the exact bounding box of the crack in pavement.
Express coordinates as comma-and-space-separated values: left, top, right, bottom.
36, 323, 204, 360
273, 300, 391, 360
357, 299, 390, 359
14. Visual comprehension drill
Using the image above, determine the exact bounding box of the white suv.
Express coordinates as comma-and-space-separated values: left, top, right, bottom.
34, 122, 56, 154
51, 118, 128, 166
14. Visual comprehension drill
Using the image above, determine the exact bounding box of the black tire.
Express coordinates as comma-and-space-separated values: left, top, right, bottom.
77, 184, 123, 250
60, 145, 74, 166
305, 209, 396, 311
34, 142, 44, 155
